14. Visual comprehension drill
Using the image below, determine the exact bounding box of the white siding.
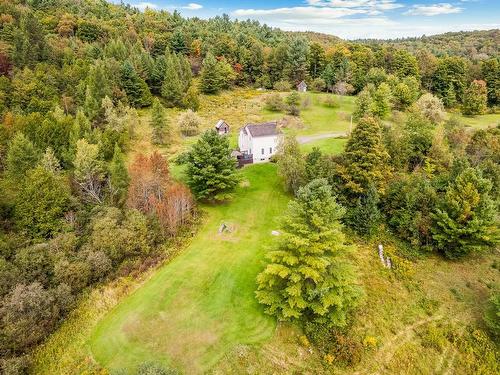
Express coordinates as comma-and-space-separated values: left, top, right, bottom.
238, 129, 252, 155
251, 135, 280, 163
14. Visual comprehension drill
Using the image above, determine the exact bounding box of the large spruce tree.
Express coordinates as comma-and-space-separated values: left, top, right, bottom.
338, 116, 391, 196
200, 52, 222, 94
256, 179, 362, 326
185, 130, 238, 201
432, 167, 496, 258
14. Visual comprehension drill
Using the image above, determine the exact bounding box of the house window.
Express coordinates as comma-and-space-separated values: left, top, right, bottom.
269, 147, 272, 154
261, 148, 264, 155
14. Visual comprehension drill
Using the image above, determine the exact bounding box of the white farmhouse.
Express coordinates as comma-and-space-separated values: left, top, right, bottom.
238, 122, 281, 164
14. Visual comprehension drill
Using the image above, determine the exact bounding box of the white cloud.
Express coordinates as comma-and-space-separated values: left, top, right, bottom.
306, 0, 403, 10
234, 7, 368, 19
134, 2, 158, 10
128, 1, 203, 11
404, 3, 463, 16
183, 3, 203, 10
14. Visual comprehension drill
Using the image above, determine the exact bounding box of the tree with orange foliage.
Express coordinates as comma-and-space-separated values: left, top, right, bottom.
127, 152, 194, 235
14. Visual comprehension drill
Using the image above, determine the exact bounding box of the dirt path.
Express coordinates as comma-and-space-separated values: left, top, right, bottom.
362, 314, 444, 375
296, 132, 347, 144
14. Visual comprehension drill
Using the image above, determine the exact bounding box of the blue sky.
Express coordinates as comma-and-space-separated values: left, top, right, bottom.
125, 0, 500, 39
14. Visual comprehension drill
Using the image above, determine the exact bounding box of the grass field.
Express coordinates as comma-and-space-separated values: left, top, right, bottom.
88, 164, 290, 374
300, 137, 348, 154
32, 88, 499, 375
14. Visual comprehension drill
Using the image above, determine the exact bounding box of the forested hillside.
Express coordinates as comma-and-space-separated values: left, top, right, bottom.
0, 0, 498, 373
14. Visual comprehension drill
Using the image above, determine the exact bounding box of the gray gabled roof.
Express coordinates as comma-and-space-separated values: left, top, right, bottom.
215, 119, 229, 129
244, 122, 280, 137
297, 80, 307, 88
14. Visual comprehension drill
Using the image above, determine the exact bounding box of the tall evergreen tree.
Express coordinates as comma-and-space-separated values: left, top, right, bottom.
200, 52, 223, 94
185, 130, 238, 201
373, 82, 392, 119
14, 166, 71, 239
256, 178, 362, 326
432, 167, 496, 258
161, 52, 183, 106
84, 60, 113, 121
338, 116, 391, 196
6, 132, 39, 180
121, 60, 152, 108
353, 88, 374, 121
108, 144, 129, 206
150, 98, 169, 145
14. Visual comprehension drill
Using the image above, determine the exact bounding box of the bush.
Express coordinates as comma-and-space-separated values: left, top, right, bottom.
414, 93, 446, 124
304, 322, 363, 367
310, 77, 326, 92
87, 208, 151, 264
273, 80, 291, 92
136, 362, 179, 375
178, 109, 201, 136
323, 96, 336, 108
264, 93, 284, 112
484, 291, 500, 340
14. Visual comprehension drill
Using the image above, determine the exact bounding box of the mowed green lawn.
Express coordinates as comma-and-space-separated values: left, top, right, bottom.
261, 92, 355, 135
89, 164, 289, 374
300, 137, 348, 154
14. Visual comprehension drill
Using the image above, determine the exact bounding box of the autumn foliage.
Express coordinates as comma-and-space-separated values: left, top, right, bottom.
127, 152, 194, 235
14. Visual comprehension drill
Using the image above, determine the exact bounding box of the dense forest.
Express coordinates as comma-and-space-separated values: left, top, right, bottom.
0, 0, 498, 373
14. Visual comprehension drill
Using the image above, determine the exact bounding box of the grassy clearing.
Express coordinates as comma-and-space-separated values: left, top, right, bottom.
34, 89, 499, 374
300, 137, 348, 154
447, 112, 500, 128
88, 164, 290, 374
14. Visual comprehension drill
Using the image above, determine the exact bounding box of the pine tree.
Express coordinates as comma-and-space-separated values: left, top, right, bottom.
121, 60, 152, 108
6, 132, 39, 180
186, 130, 238, 201
14, 166, 71, 239
373, 82, 392, 119
40, 147, 61, 173
346, 184, 381, 237
339, 116, 391, 196
84, 60, 113, 121
108, 144, 129, 206
353, 88, 374, 120
182, 85, 200, 111
150, 98, 168, 145
462, 79, 488, 115
161, 52, 183, 106
200, 52, 222, 94
432, 167, 496, 258
150, 55, 167, 95
256, 179, 362, 326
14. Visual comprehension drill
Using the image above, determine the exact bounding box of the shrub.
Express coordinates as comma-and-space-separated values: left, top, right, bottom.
323, 96, 336, 107
414, 93, 445, 124
264, 93, 284, 112
484, 291, 500, 340
1, 282, 60, 351
178, 109, 201, 136
310, 77, 326, 92
304, 322, 363, 367
273, 80, 291, 92
136, 362, 179, 375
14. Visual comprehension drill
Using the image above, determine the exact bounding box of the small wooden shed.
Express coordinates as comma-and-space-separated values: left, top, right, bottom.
297, 80, 307, 93
215, 119, 230, 135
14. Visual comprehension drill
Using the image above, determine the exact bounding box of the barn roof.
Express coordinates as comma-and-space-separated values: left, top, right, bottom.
215, 119, 229, 129
244, 122, 280, 137
297, 80, 307, 88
